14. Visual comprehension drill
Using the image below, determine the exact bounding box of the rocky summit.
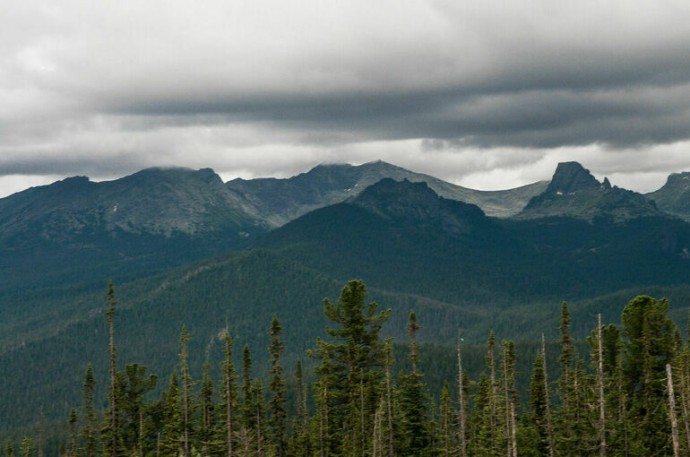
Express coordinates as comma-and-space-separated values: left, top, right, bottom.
518, 161, 660, 221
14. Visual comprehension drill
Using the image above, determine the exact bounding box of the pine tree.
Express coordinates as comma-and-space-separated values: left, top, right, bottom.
612, 330, 631, 457
268, 316, 287, 457
502, 340, 517, 457
667, 364, 681, 457
160, 373, 183, 456
288, 359, 310, 457
529, 339, 554, 457
309, 280, 391, 457
5, 439, 15, 457
622, 295, 678, 454
179, 326, 192, 457
473, 331, 503, 457
677, 345, 690, 455
250, 379, 267, 457
67, 408, 78, 457
456, 340, 468, 457
398, 312, 430, 456
314, 351, 331, 457
221, 329, 237, 457
383, 341, 395, 457
103, 281, 122, 457
19, 438, 33, 457
438, 383, 453, 457
241, 345, 253, 430
595, 314, 607, 457
119, 364, 157, 457
198, 361, 215, 457
556, 303, 578, 456
82, 364, 99, 457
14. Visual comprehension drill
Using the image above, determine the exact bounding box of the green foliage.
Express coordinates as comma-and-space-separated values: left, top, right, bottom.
268, 316, 287, 457
309, 280, 391, 457
621, 295, 678, 455
7, 280, 690, 457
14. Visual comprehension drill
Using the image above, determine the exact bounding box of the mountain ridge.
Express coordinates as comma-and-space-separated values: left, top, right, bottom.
3, 161, 690, 434
518, 162, 662, 221
226, 160, 548, 224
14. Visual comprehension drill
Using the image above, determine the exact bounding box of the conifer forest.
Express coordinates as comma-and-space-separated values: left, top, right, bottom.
6, 279, 690, 457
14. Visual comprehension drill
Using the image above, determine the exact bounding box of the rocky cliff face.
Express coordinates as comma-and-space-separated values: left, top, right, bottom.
518, 162, 660, 221
545, 161, 602, 195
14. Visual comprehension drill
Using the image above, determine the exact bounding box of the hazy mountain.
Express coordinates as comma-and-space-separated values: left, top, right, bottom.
647, 172, 690, 221
517, 161, 661, 221
226, 160, 547, 226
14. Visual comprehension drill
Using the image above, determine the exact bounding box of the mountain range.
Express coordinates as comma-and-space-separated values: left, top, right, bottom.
3, 159, 690, 433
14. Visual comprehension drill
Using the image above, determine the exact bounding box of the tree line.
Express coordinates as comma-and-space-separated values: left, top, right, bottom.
6, 279, 690, 457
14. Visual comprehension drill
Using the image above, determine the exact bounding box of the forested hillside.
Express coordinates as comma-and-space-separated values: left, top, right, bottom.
7, 280, 689, 457
4, 160, 690, 454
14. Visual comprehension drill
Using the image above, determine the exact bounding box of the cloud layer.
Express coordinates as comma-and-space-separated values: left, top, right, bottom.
2, 0, 690, 196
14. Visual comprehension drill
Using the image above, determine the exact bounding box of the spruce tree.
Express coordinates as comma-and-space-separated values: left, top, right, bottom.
179, 326, 192, 457
67, 408, 77, 457
677, 345, 690, 455
456, 340, 467, 457
529, 342, 554, 457
288, 359, 310, 457
250, 379, 267, 456
241, 345, 253, 430
309, 280, 391, 457
595, 314, 607, 457
438, 383, 453, 457
383, 340, 395, 457
5, 439, 14, 457
268, 316, 287, 457
221, 329, 237, 457
473, 331, 503, 457
502, 340, 517, 457
557, 303, 578, 456
19, 438, 33, 457
81, 364, 99, 457
398, 312, 430, 456
103, 281, 122, 457
622, 295, 678, 455
198, 361, 214, 457
160, 373, 183, 456
120, 364, 157, 457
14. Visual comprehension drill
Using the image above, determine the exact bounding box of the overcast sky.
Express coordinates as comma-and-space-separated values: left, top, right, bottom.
2, 0, 690, 198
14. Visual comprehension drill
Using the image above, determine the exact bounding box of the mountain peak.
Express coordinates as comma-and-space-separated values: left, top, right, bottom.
519, 162, 661, 221
546, 162, 601, 195
646, 171, 690, 221
662, 172, 690, 189
354, 178, 439, 209
353, 178, 485, 226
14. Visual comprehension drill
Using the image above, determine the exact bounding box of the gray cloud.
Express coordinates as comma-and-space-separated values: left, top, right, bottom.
2, 0, 690, 197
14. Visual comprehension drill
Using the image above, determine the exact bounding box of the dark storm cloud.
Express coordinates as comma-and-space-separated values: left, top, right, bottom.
108, 79, 690, 149
3, 0, 690, 196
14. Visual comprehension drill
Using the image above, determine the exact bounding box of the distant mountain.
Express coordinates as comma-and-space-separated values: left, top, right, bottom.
4, 165, 690, 435
0, 167, 268, 309
226, 160, 547, 226
518, 162, 661, 221
256, 177, 690, 304
647, 172, 690, 221
0, 167, 264, 243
